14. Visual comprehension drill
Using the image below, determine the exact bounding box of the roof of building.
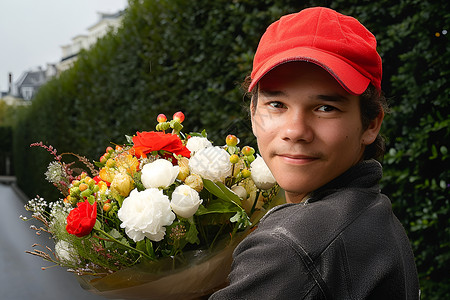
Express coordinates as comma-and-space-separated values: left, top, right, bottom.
15, 69, 46, 88
87, 10, 125, 30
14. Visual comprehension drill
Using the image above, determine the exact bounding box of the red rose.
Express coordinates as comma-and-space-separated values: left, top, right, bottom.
66, 200, 97, 237
132, 131, 191, 158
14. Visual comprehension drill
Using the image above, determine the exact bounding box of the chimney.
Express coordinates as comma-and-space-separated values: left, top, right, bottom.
8, 73, 12, 94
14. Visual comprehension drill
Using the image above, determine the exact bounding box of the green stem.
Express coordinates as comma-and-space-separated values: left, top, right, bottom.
209, 222, 227, 250
94, 228, 155, 261
250, 190, 261, 215
197, 216, 208, 247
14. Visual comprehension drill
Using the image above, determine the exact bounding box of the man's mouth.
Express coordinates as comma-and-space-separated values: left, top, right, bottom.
276, 153, 320, 164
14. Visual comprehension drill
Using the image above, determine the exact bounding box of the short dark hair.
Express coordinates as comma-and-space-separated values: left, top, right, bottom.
242, 75, 388, 161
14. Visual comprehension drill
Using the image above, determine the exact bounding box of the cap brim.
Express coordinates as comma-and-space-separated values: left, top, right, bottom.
249, 47, 370, 95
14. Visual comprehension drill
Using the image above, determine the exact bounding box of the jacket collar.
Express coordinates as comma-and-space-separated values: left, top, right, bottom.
308, 159, 382, 202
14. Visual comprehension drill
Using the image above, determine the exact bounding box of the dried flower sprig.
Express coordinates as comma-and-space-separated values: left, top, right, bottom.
63, 152, 99, 177
31, 143, 100, 196
30, 142, 62, 161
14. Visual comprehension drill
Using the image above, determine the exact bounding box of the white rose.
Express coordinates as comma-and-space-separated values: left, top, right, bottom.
250, 155, 277, 190
189, 146, 232, 182
186, 136, 213, 154
170, 185, 203, 218
55, 240, 78, 263
118, 188, 176, 242
141, 159, 179, 189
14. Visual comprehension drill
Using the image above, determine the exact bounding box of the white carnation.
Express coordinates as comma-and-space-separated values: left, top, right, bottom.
55, 240, 78, 263
250, 155, 277, 190
141, 159, 179, 189
189, 146, 232, 182
170, 185, 203, 218
186, 136, 213, 154
118, 188, 175, 242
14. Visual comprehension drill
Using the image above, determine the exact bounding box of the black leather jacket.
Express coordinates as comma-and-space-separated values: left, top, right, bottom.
210, 160, 420, 299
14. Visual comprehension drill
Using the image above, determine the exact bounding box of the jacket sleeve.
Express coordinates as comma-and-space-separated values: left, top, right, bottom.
209, 225, 324, 300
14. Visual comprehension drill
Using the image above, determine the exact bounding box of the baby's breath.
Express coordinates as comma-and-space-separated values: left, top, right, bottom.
45, 162, 66, 185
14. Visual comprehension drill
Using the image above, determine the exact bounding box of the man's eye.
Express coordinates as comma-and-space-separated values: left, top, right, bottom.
317, 105, 336, 112
269, 101, 285, 109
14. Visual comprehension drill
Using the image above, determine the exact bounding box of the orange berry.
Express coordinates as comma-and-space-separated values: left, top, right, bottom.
226, 135, 239, 147
79, 183, 88, 192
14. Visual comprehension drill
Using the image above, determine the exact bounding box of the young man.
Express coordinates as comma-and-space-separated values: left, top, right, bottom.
210, 7, 419, 299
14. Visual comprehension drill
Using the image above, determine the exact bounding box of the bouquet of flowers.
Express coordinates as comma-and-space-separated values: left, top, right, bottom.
24, 112, 282, 299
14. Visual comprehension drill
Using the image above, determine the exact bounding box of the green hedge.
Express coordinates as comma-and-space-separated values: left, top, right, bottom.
0, 126, 13, 175
13, 0, 449, 297
334, 1, 450, 297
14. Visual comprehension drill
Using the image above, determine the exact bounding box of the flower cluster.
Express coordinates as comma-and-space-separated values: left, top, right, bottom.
24, 112, 279, 277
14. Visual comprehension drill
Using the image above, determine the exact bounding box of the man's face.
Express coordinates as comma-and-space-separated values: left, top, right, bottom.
251, 62, 379, 203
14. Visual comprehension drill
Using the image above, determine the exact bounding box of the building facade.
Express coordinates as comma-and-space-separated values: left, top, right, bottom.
58, 11, 124, 73
1, 9, 124, 101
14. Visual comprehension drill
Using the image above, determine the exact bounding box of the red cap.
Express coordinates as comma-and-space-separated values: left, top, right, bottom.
249, 7, 382, 95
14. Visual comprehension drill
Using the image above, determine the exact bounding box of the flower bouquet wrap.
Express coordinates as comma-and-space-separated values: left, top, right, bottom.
24, 112, 282, 299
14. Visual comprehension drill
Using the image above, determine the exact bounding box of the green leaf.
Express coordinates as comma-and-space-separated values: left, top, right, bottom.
203, 179, 226, 199
94, 219, 102, 230
429, 144, 438, 160
125, 135, 134, 144
145, 239, 155, 258
215, 181, 242, 206
185, 221, 200, 245
230, 211, 251, 229
196, 199, 240, 215
104, 228, 129, 248
136, 240, 146, 253
203, 179, 242, 206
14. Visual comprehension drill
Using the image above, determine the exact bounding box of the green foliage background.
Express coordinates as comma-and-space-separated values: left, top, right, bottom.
9, 0, 449, 297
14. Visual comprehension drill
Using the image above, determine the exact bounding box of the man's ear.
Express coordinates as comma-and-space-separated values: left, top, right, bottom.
250, 98, 258, 138
362, 110, 384, 145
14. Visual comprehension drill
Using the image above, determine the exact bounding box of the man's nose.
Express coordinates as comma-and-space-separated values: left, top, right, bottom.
281, 111, 314, 143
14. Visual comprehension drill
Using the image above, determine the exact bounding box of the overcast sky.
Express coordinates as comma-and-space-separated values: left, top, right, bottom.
0, 0, 128, 92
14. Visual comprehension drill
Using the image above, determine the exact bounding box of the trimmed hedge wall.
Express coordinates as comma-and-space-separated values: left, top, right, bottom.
12, 0, 449, 298
0, 126, 13, 175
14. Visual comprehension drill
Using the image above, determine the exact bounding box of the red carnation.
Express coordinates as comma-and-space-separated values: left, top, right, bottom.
132, 131, 191, 158
66, 200, 97, 237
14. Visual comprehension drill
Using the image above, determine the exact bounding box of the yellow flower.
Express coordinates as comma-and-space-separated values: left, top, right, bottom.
110, 173, 135, 197
177, 157, 190, 181
99, 167, 116, 183
185, 174, 203, 192
97, 180, 108, 195
115, 154, 139, 177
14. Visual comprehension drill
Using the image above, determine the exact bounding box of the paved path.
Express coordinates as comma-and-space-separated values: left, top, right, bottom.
0, 182, 107, 300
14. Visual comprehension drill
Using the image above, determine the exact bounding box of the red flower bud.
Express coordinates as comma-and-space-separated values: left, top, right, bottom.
173, 111, 185, 123
157, 114, 167, 123
99, 154, 108, 164
106, 146, 114, 154
242, 146, 255, 156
